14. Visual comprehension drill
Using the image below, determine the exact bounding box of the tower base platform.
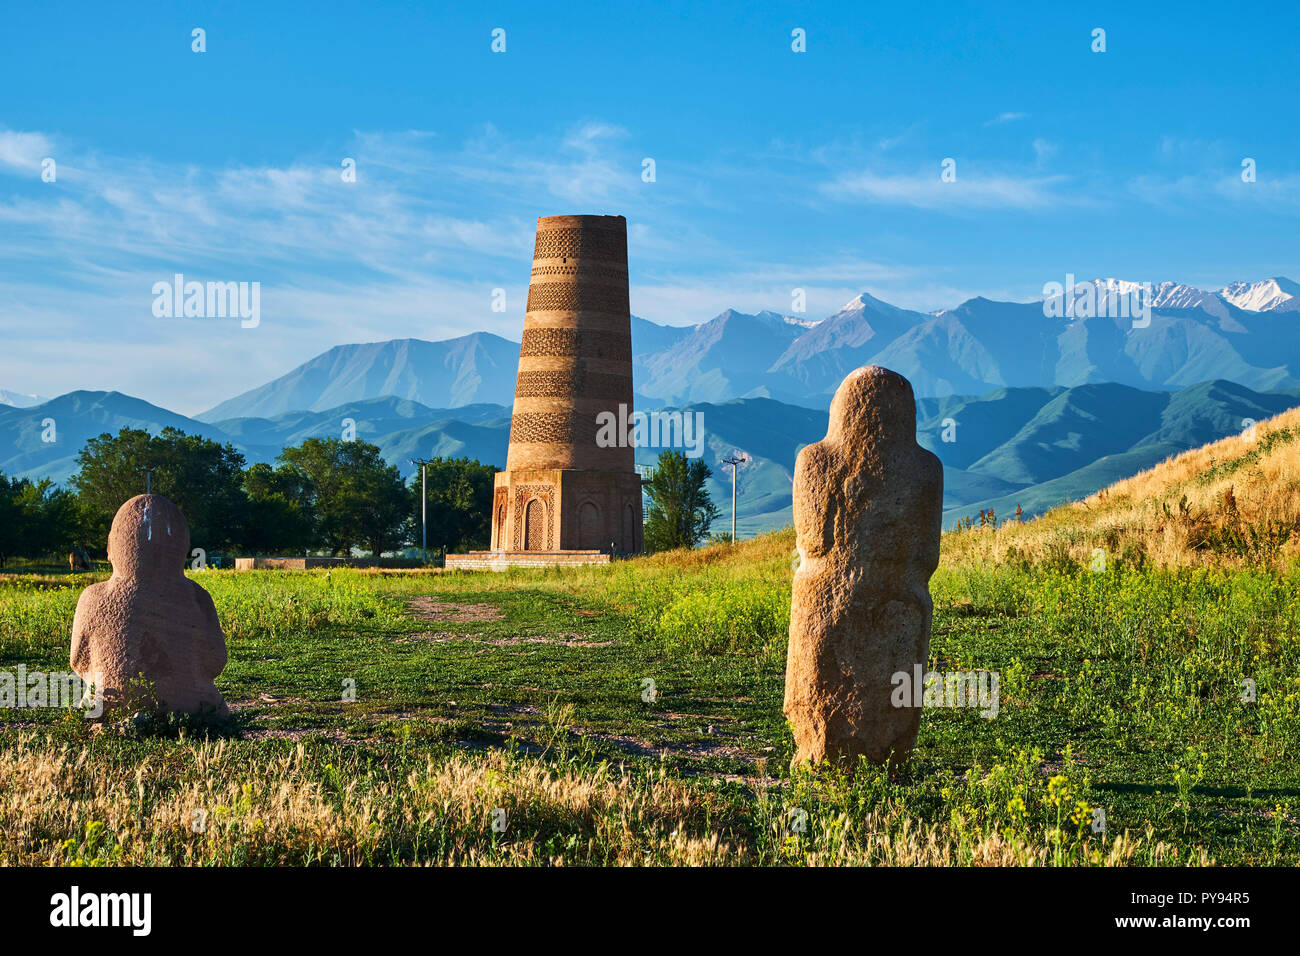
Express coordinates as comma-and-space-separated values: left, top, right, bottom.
489, 468, 643, 554
444, 550, 612, 571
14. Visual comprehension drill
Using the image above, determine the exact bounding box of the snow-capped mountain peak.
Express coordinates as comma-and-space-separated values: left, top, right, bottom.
1147, 281, 1213, 310
1084, 277, 1150, 298
0, 389, 47, 408
1218, 277, 1300, 313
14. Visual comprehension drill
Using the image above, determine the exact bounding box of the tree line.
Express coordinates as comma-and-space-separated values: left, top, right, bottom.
0, 429, 726, 567
0, 427, 495, 565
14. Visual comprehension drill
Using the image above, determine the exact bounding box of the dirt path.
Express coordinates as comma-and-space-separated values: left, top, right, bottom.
407, 595, 504, 622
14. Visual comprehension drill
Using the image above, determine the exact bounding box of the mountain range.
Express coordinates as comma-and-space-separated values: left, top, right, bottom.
197, 334, 521, 421
178, 275, 1300, 419
4, 379, 1296, 534
4, 275, 1298, 536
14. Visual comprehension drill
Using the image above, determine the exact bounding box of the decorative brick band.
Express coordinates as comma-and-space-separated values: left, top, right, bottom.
514, 368, 632, 399
530, 263, 628, 281
519, 328, 632, 361
583, 371, 633, 398
511, 411, 615, 445
509, 413, 576, 445
525, 282, 629, 315
532, 226, 627, 263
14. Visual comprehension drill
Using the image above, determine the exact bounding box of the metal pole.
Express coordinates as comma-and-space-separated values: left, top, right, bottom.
721, 454, 747, 543
731, 463, 737, 541
410, 457, 434, 564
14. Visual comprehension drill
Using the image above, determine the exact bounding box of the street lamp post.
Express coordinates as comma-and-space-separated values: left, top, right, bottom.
409, 458, 434, 563
721, 453, 748, 543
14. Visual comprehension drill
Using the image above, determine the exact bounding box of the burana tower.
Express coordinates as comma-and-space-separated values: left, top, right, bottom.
447, 214, 643, 569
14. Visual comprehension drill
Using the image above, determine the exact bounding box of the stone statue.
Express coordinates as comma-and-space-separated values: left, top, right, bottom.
70, 494, 229, 718
784, 366, 942, 767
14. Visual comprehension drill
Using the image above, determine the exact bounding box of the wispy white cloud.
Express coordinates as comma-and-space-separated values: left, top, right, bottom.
984, 112, 1028, 126
0, 130, 53, 172
822, 166, 1074, 210
874, 123, 925, 152
1126, 171, 1300, 210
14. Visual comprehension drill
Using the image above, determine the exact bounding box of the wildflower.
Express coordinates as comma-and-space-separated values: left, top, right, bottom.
1046, 775, 1072, 808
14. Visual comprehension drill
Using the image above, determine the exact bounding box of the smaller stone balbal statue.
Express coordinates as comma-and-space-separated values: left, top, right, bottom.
70, 494, 229, 719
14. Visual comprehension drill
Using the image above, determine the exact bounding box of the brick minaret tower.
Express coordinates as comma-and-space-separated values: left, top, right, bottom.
484, 214, 643, 559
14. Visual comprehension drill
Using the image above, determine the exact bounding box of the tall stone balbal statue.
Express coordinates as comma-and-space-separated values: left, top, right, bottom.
783, 366, 942, 767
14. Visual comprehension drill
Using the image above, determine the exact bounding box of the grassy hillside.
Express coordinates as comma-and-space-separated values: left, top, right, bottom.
936, 379, 1300, 528
946, 403, 1300, 569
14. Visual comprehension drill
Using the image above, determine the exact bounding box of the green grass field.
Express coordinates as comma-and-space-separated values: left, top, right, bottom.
2, 529, 1298, 866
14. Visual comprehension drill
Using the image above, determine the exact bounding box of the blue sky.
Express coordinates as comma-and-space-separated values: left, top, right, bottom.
2, 0, 1297, 414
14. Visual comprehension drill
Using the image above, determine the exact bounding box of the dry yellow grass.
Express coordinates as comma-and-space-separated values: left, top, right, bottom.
628, 528, 797, 572
0, 732, 733, 866
944, 405, 1300, 569
0, 731, 1191, 866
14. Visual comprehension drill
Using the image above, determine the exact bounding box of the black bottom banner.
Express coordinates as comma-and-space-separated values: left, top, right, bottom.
0, 865, 1277, 942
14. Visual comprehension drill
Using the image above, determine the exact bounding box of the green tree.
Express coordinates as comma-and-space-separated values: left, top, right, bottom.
643, 450, 720, 552
241, 462, 316, 554
71, 427, 249, 551
277, 438, 352, 555
0, 473, 88, 566
352, 449, 411, 557
18, 479, 86, 557
410, 457, 497, 554
0, 474, 24, 567
278, 438, 409, 556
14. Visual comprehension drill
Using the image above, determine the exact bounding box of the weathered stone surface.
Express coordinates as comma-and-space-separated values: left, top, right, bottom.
783, 366, 942, 767
70, 494, 229, 718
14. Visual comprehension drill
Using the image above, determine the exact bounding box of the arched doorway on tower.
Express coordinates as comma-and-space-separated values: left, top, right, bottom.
622, 502, 636, 553
524, 498, 548, 551
577, 501, 601, 550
